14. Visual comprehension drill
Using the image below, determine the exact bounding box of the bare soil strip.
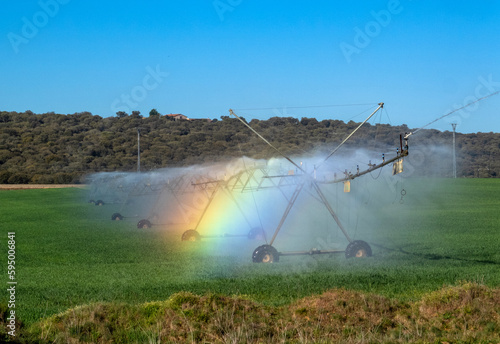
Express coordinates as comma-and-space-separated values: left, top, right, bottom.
0, 184, 87, 190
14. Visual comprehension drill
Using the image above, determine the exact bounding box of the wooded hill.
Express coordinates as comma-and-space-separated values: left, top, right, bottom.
0, 110, 498, 184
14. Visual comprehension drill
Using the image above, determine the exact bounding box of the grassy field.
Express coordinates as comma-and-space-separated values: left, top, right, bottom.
0, 178, 499, 342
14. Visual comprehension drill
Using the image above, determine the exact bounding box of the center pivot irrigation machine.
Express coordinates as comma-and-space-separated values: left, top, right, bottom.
231, 103, 412, 263
181, 102, 412, 263
88, 90, 497, 263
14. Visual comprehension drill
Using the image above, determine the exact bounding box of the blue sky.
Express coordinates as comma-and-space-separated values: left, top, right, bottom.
1, 0, 499, 133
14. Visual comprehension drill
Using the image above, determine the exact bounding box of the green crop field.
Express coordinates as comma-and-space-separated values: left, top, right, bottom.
0, 178, 499, 342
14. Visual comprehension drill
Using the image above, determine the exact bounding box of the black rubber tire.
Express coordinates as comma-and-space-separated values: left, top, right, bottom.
181, 229, 200, 241
345, 240, 372, 258
247, 227, 265, 240
252, 245, 279, 263
137, 219, 152, 229
111, 213, 123, 221
95, 200, 104, 206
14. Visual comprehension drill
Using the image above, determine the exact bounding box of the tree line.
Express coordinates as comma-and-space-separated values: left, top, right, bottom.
0, 110, 498, 184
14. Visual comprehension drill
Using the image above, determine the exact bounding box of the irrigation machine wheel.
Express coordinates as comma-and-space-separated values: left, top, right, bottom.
247, 227, 265, 240
345, 240, 372, 259
95, 200, 104, 206
181, 230, 200, 242
252, 245, 279, 263
111, 213, 123, 221
137, 219, 152, 229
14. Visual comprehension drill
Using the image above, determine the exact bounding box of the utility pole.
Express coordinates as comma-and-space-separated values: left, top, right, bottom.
451, 123, 457, 178
137, 128, 141, 173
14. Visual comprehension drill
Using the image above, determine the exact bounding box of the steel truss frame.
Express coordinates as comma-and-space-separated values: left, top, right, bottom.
180, 164, 299, 241
226, 103, 411, 262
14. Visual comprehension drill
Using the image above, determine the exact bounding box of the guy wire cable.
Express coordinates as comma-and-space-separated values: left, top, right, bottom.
238, 103, 383, 175
317, 103, 385, 170
413, 90, 500, 134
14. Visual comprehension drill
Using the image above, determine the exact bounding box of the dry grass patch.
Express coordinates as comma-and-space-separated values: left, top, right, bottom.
33, 292, 276, 343
397, 282, 500, 341
290, 288, 400, 342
